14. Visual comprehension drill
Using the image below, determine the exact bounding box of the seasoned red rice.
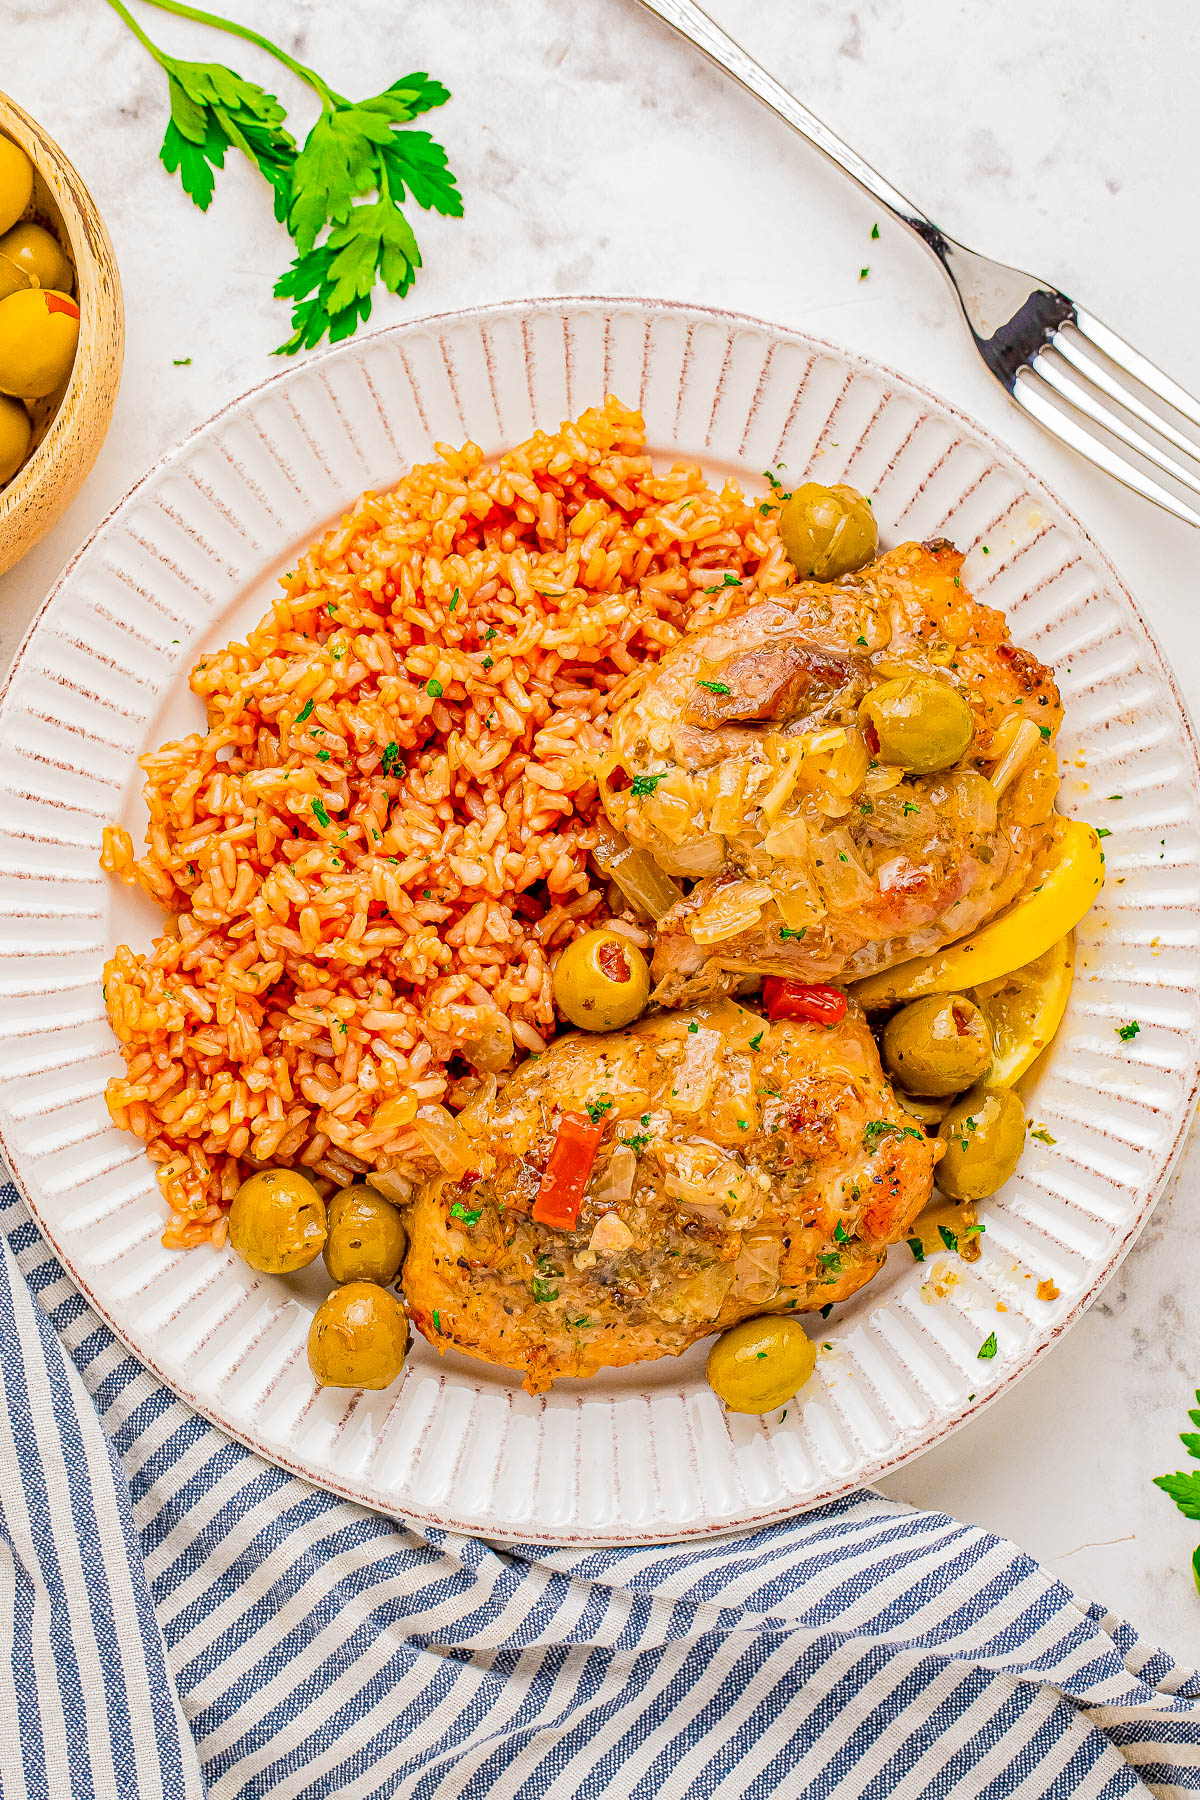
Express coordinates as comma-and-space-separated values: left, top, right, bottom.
101, 397, 797, 1247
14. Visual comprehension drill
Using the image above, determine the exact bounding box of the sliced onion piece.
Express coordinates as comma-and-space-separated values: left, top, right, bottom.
592, 1144, 637, 1211
368, 1168, 414, 1206
989, 716, 1043, 798
411, 1103, 477, 1177
592, 828, 683, 921
691, 880, 774, 946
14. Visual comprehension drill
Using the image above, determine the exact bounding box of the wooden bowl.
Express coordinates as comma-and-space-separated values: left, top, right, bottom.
0, 91, 124, 576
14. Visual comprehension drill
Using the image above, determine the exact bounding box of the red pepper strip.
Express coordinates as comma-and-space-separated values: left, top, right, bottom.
762, 978, 848, 1025
532, 1111, 605, 1230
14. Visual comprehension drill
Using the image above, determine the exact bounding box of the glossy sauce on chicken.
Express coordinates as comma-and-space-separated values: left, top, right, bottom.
403, 998, 934, 1391
600, 540, 1061, 1002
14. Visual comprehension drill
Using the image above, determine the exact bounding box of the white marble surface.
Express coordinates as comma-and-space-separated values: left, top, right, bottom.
4, 0, 1200, 1657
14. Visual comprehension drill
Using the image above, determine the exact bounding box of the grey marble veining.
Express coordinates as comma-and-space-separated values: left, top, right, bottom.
3, 0, 1199, 1660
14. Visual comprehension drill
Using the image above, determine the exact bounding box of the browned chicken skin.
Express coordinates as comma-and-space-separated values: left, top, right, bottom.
599, 541, 1062, 1004
403, 998, 935, 1392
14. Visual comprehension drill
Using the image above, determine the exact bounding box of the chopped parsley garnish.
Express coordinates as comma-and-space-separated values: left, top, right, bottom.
855, 635, 867, 646
450, 1202, 482, 1226
1038, 725, 1052, 741
748, 1030, 764, 1051
977, 1332, 998, 1360
448, 588, 461, 611
531, 1278, 559, 1303
316, 748, 331, 761
696, 679, 731, 695
736, 1119, 749, 1130
630, 773, 663, 796
833, 1221, 849, 1243
1030, 1127, 1057, 1145
296, 698, 314, 723
779, 925, 807, 941
858, 266, 869, 281
938, 1224, 959, 1253
482, 655, 494, 670
907, 1237, 925, 1263
903, 801, 920, 816
426, 678, 443, 698
819, 1303, 833, 1319
870, 222, 880, 239
1117, 1021, 1140, 1042
863, 1119, 923, 1151
585, 1096, 614, 1123
311, 798, 330, 828
703, 573, 744, 594
687, 1020, 699, 1034
625, 1131, 653, 1154
1096, 827, 1111, 839
381, 742, 399, 776
817, 1251, 842, 1272
433, 1309, 441, 1333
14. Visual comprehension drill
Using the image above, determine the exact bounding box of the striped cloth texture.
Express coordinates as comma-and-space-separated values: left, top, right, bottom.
3, 1175, 1200, 1800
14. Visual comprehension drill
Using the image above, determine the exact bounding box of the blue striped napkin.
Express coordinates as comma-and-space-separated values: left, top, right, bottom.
2, 1174, 1199, 1800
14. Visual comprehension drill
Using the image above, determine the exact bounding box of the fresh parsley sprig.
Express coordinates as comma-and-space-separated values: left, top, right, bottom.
1153, 1388, 1200, 1591
105, 0, 461, 352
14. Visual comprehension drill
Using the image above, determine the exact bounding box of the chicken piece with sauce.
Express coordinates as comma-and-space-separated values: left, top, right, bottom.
599, 540, 1062, 1003
402, 997, 934, 1392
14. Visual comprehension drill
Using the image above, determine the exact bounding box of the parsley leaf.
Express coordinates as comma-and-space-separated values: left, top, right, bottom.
907, 1236, 925, 1263
1154, 1471, 1200, 1521
380, 742, 399, 776
1117, 1020, 1140, 1042
630, 773, 663, 797
938, 1224, 959, 1253
450, 1201, 482, 1227
977, 1332, 998, 1360
696, 679, 731, 695
311, 798, 330, 828
110, 5, 461, 353
295, 698, 314, 723
531, 1276, 559, 1304
157, 60, 295, 215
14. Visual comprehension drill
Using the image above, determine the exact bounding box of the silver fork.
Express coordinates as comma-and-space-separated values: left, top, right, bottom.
636, 0, 1200, 528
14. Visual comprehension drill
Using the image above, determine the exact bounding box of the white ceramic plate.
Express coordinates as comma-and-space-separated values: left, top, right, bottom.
2, 298, 1199, 1545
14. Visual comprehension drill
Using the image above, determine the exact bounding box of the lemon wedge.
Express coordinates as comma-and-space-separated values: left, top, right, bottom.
851, 818, 1104, 1009
969, 931, 1075, 1087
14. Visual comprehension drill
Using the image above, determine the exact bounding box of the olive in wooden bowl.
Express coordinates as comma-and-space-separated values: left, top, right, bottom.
0, 91, 124, 576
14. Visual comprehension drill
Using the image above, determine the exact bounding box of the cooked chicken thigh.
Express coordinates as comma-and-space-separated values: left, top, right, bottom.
403, 998, 934, 1391
599, 541, 1061, 1003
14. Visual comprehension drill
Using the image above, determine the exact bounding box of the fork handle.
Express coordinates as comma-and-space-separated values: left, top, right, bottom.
635, 0, 941, 245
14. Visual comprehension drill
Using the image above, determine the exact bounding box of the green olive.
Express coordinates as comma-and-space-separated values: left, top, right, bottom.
308, 1282, 409, 1389
0, 287, 79, 398
228, 1168, 327, 1273
896, 1091, 951, 1128
882, 994, 992, 1097
553, 928, 651, 1031
0, 137, 34, 237
706, 1315, 817, 1414
0, 392, 31, 484
859, 675, 974, 774
936, 1084, 1026, 1201
0, 222, 72, 293
778, 482, 878, 581
0, 255, 30, 303
323, 1183, 408, 1284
